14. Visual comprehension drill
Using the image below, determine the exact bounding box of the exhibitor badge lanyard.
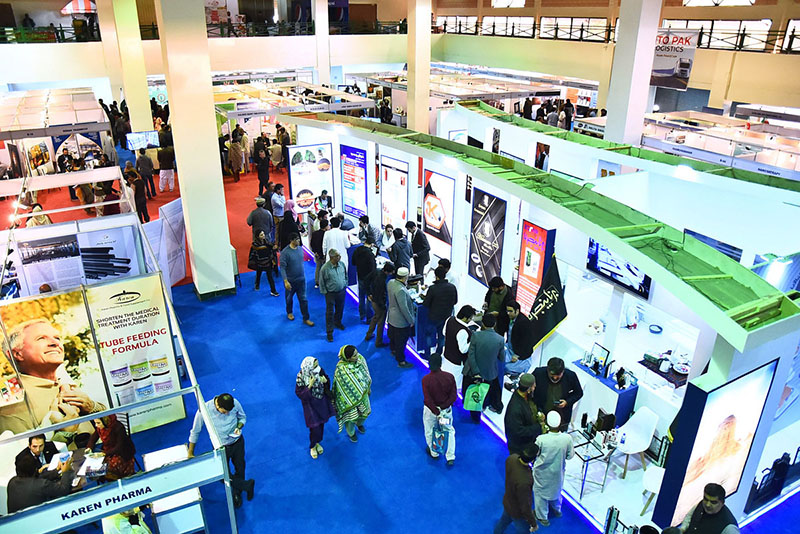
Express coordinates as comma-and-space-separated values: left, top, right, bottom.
468, 189, 506, 286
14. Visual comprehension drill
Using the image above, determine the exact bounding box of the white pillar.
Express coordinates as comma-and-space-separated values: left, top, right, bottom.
603, 0, 661, 145
154, 0, 235, 297
110, 0, 152, 132
95, 0, 124, 104
407, 0, 432, 133
313, 0, 331, 85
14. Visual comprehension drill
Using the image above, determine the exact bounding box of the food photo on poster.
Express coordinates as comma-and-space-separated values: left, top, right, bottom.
422, 169, 455, 260
516, 221, 554, 315
341, 144, 368, 219
380, 155, 409, 229
0, 290, 110, 436
86, 273, 184, 433
669, 360, 778, 525
468, 189, 506, 286
288, 143, 334, 214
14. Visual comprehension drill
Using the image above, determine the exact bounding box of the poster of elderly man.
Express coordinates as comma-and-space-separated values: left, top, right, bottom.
0, 290, 109, 436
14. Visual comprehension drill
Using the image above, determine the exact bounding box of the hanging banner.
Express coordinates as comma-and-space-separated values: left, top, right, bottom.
516, 221, 555, 316
651, 29, 699, 90
380, 155, 409, 229
86, 273, 184, 433
468, 189, 506, 286
341, 144, 368, 219
422, 169, 455, 261
287, 143, 335, 214
528, 258, 568, 350
0, 290, 111, 436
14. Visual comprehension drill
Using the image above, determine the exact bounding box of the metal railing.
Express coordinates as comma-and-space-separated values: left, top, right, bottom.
2, 21, 796, 53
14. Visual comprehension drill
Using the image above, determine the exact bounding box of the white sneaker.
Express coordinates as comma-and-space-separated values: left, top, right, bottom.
315, 443, 324, 455
310, 447, 318, 459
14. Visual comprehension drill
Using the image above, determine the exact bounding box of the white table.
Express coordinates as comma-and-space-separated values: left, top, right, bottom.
142, 445, 208, 534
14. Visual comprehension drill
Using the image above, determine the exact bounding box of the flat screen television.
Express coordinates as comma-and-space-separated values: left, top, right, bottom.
126, 131, 160, 151
586, 238, 652, 300
684, 228, 743, 262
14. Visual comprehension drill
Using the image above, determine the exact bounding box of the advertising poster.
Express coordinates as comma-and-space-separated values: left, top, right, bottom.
287, 143, 334, 214
158, 200, 187, 286
78, 226, 141, 285
380, 155, 409, 229
26, 141, 51, 170
468, 189, 506, 286
670, 360, 778, 525
651, 29, 699, 90
534, 142, 550, 172
448, 130, 467, 144
86, 273, 185, 433
422, 169, 455, 260
341, 145, 368, 219
18, 234, 85, 292
597, 160, 621, 178
491, 128, 501, 154
517, 221, 553, 315
0, 290, 111, 436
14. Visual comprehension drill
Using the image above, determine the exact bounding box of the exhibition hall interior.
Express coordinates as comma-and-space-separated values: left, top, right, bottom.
1, 0, 800, 533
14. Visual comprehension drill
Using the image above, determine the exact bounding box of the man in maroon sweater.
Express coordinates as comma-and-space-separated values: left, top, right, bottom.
494, 447, 540, 533
422, 353, 457, 466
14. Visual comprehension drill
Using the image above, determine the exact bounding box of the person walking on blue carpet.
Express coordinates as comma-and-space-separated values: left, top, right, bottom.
422, 353, 457, 466
494, 446, 540, 533
280, 233, 315, 327
295, 357, 335, 459
332, 345, 372, 443
386, 267, 416, 369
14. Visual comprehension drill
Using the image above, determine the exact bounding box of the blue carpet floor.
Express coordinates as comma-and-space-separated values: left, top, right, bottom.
74, 262, 800, 533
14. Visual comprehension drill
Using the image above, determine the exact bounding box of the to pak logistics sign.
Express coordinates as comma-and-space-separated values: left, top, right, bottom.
650, 29, 698, 91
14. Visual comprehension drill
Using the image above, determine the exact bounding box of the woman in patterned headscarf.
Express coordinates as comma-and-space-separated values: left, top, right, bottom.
295, 356, 335, 459
332, 345, 372, 443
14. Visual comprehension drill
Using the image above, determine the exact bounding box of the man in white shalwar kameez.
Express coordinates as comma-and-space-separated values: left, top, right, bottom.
533, 411, 574, 526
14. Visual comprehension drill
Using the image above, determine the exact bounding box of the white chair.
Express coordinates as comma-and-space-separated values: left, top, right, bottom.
615, 406, 658, 479
641, 466, 665, 515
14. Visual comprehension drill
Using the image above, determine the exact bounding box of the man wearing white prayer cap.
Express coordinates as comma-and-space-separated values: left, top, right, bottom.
532, 411, 574, 527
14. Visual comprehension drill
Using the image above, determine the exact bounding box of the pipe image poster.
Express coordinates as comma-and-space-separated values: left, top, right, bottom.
468, 189, 506, 286
86, 273, 184, 433
287, 143, 334, 214
423, 169, 455, 261
341, 144, 368, 219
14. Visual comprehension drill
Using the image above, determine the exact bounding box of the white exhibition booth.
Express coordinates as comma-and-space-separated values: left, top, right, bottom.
0, 89, 232, 533
278, 110, 800, 532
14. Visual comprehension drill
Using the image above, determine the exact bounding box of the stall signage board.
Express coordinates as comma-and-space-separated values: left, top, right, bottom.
422, 169, 456, 261
468, 189, 506, 286
516, 221, 555, 315
380, 155, 409, 229
651, 29, 699, 90
0, 452, 224, 534
341, 145, 368, 218
86, 273, 185, 433
641, 136, 735, 166
287, 143, 335, 214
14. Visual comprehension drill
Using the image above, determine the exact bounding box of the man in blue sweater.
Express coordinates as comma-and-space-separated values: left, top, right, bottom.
280, 233, 314, 326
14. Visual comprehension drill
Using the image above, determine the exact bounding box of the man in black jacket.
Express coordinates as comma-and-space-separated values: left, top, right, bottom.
505, 302, 535, 377
484, 276, 515, 336
422, 266, 458, 358
364, 262, 395, 347
504, 373, 543, 455
352, 238, 378, 322
15, 434, 60, 480
405, 221, 431, 276
8, 453, 75, 513
532, 357, 583, 431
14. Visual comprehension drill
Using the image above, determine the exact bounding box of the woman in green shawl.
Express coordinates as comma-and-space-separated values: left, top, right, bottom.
332, 345, 372, 442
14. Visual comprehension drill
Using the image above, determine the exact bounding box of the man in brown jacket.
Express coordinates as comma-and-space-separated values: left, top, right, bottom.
493, 446, 540, 533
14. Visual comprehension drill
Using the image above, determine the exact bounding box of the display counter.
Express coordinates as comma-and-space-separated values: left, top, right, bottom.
572, 360, 638, 427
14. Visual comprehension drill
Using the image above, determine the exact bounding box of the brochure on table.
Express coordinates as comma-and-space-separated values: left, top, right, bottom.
0, 273, 184, 437
287, 143, 335, 214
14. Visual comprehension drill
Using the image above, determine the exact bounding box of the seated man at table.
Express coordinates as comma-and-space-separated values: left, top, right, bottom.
505, 302, 535, 377
7, 452, 75, 513
15, 433, 60, 480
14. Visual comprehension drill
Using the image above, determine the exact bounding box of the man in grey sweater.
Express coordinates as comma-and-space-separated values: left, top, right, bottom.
465, 314, 505, 418
318, 249, 348, 342
279, 233, 314, 326
386, 267, 415, 369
